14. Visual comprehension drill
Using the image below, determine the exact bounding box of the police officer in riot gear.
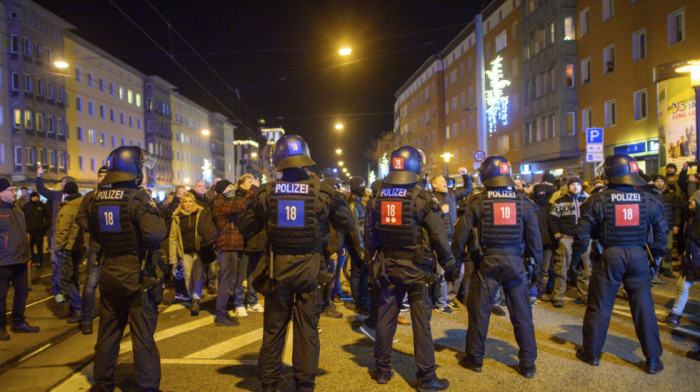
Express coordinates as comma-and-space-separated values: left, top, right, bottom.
239, 135, 353, 392
364, 146, 460, 391
86, 146, 167, 392
451, 155, 542, 378
572, 154, 667, 374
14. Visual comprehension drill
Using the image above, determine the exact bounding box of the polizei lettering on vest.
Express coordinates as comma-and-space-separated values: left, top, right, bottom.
611, 193, 641, 202
95, 190, 126, 200
274, 183, 310, 194
487, 190, 517, 199
380, 188, 407, 197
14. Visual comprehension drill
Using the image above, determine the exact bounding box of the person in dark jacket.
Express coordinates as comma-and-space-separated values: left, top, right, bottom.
54, 182, 85, 323
0, 178, 40, 341
650, 174, 682, 279
22, 192, 51, 268
531, 184, 555, 302
190, 180, 218, 293
660, 191, 700, 328
548, 177, 591, 307
36, 166, 77, 303
430, 168, 472, 313
234, 174, 265, 314
346, 176, 368, 312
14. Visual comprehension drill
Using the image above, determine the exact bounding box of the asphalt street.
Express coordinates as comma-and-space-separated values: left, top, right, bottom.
1, 267, 699, 392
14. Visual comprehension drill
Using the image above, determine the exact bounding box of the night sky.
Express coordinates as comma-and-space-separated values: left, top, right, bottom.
34, 0, 484, 180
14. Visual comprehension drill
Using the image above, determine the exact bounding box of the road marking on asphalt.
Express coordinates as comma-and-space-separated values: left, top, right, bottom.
50, 364, 94, 392
120, 317, 213, 353
186, 328, 263, 359
161, 303, 187, 314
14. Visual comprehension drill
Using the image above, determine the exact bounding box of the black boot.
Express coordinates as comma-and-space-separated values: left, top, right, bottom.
418, 376, 449, 392
576, 348, 600, 366
660, 313, 680, 328
191, 299, 200, 316
646, 357, 663, 374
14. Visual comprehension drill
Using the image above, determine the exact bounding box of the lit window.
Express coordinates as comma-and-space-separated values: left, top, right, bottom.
127, 89, 133, 104
564, 17, 575, 40
565, 64, 574, 87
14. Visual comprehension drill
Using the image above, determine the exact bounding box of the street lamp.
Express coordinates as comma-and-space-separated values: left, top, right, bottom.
342, 168, 347, 173
335, 148, 342, 155
335, 123, 344, 130
53, 60, 69, 69
338, 161, 344, 166
339, 47, 352, 56
676, 60, 700, 165
201, 129, 210, 136
251, 152, 258, 158
440, 152, 454, 176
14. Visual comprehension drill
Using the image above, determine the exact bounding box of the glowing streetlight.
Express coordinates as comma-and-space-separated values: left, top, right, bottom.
339, 47, 352, 56
440, 152, 454, 176
338, 161, 344, 166
201, 129, 210, 136
335, 148, 342, 155
335, 123, 344, 130
342, 168, 347, 173
184, 178, 191, 184
251, 152, 258, 158
53, 60, 69, 69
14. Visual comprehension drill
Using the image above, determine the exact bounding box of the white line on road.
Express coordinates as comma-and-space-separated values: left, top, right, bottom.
186, 328, 263, 359
120, 317, 213, 353
5, 295, 52, 316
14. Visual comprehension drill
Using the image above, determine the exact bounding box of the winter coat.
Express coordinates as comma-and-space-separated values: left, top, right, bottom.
54, 194, 84, 251
682, 210, 700, 281
212, 188, 255, 252
0, 201, 29, 266
549, 190, 589, 237
653, 187, 682, 229
530, 184, 555, 250
22, 200, 51, 234
346, 193, 366, 255
168, 203, 218, 264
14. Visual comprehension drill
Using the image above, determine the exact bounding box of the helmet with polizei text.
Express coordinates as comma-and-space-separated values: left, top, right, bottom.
384, 146, 426, 185
478, 155, 516, 187
597, 154, 645, 186
272, 134, 315, 171
102, 146, 156, 186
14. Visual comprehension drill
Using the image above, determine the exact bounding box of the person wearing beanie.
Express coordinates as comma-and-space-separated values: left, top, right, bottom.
54, 181, 84, 324
22, 192, 51, 269
429, 168, 473, 314
548, 176, 590, 307
344, 176, 370, 313
71, 165, 110, 334
211, 175, 258, 326
530, 184, 555, 303
35, 166, 78, 303
649, 174, 682, 280
0, 178, 40, 340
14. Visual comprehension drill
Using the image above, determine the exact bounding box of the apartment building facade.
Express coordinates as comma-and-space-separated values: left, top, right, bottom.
4, 0, 72, 188
64, 31, 145, 189
171, 92, 212, 187
144, 75, 175, 193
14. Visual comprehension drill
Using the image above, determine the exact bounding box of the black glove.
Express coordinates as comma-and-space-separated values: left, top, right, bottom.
529, 263, 540, 288
571, 253, 583, 276
444, 265, 461, 285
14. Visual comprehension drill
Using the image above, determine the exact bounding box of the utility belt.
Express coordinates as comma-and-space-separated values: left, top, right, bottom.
381, 247, 435, 267
481, 245, 522, 257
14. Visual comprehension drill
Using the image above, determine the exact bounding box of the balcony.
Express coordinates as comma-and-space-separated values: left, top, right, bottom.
522, 134, 579, 163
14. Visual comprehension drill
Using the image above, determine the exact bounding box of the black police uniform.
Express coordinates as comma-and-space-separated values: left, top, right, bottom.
452, 178, 542, 375
572, 177, 667, 369
364, 180, 458, 388
239, 170, 353, 391
87, 149, 167, 392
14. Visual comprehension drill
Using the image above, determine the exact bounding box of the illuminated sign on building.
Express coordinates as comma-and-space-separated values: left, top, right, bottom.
378, 153, 389, 179
202, 159, 213, 183
485, 56, 511, 136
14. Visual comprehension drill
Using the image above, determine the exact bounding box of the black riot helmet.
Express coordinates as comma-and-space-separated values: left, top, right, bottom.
595, 154, 645, 186
384, 146, 426, 185
478, 155, 516, 188
102, 146, 156, 186
272, 134, 315, 171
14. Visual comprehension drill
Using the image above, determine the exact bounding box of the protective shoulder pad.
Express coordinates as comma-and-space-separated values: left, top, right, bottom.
320, 180, 344, 202
132, 190, 160, 216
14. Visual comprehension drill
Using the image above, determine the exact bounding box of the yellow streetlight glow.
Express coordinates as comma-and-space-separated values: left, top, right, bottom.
53, 60, 69, 69
335, 148, 342, 155
184, 178, 191, 184
676, 60, 700, 86
338, 161, 344, 166
339, 47, 352, 56
251, 152, 258, 158
201, 129, 210, 136
342, 168, 347, 173
440, 152, 454, 163
335, 123, 344, 130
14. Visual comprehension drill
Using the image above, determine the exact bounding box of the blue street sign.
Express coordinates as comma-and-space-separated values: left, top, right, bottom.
586, 128, 604, 144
